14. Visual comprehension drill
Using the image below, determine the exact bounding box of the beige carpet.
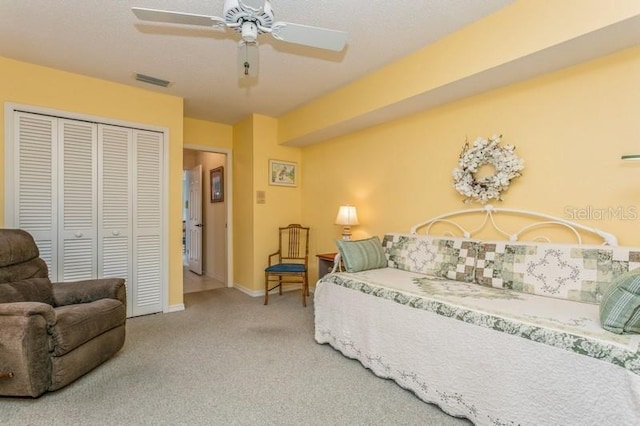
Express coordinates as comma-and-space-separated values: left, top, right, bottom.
3, 288, 470, 425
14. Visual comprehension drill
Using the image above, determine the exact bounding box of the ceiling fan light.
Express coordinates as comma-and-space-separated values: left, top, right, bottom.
241, 21, 258, 42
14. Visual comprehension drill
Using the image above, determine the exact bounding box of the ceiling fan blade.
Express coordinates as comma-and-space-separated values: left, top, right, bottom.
238, 0, 266, 13
238, 41, 259, 78
132, 7, 226, 28
270, 22, 347, 52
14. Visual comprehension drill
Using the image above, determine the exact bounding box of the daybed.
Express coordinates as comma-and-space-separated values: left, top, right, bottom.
314, 206, 640, 425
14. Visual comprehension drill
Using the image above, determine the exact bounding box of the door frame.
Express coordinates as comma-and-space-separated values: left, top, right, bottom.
183, 144, 233, 288
4, 102, 170, 313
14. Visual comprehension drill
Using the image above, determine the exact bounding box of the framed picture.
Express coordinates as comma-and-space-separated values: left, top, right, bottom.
210, 166, 224, 203
269, 159, 297, 187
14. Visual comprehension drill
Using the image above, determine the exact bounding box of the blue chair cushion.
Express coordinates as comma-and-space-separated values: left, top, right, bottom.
265, 263, 306, 273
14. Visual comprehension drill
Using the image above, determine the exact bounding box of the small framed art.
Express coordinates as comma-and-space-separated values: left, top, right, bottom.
269, 159, 297, 187
210, 166, 224, 203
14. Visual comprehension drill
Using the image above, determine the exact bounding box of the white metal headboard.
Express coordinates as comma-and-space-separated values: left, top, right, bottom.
409, 205, 618, 246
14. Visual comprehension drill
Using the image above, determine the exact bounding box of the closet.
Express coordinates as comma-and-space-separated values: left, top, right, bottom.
6, 110, 165, 317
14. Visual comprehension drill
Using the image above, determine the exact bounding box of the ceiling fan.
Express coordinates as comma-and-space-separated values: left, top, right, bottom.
132, 0, 348, 78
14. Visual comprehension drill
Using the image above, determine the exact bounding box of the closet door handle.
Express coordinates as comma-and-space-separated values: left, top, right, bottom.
112, 230, 120, 236
74, 232, 83, 238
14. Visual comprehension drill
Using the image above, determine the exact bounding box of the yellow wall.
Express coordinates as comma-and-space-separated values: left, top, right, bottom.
0, 56, 185, 308
232, 116, 255, 289
232, 114, 303, 293
184, 117, 232, 149
302, 45, 640, 270
6, 1, 640, 298
279, 0, 640, 144
252, 115, 302, 290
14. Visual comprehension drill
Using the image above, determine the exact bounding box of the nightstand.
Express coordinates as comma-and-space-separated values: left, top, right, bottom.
317, 252, 338, 279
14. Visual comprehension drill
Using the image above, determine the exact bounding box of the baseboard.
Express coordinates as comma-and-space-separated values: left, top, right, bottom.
169, 283, 305, 309
166, 303, 185, 313
232, 283, 262, 297
232, 283, 314, 298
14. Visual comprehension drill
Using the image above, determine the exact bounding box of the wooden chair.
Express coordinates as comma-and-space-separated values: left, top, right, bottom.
264, 224, 310, 306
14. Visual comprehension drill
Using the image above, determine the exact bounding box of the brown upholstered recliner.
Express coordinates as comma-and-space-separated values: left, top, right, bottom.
0, 229, 126, 397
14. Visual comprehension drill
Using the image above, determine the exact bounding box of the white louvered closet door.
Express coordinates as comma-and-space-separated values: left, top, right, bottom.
132, 130, 163, 316
11, 111, 164, 317
98, 125, 133, 315
14, 112, 58, 277
57, 119, 98, 282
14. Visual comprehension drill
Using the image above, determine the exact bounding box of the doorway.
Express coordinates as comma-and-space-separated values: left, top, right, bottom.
182, 147, 232, 293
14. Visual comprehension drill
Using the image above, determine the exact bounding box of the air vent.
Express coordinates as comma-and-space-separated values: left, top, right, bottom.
135, 73, 171, 88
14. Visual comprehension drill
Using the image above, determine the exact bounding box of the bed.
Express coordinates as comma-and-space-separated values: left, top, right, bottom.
314, 206, 640, 425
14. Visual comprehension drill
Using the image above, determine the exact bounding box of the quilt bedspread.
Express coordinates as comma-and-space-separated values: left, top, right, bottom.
320, 268, 640, 374
314, 268, 640, 424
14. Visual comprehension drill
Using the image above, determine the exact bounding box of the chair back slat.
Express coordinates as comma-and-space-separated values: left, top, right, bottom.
279, 224, 309, 261
288, 226, 300, 258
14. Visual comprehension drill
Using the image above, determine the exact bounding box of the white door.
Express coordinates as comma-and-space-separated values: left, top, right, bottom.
98, 124, 133, 315
9, 110, 165, 318
188, 165, 203, 275
14, 114, 99, 282
132, 130, 164, 316
57, 119, 98, 282
13, 112, 58, 278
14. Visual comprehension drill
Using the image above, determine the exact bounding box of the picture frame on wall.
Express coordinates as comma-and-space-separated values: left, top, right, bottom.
210, 166, 224, 203
269, 159, 297, 187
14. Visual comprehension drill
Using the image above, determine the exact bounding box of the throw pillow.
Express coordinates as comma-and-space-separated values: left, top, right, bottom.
382, 233, 479, 282
600, 268, 640, 334
336, 237, 388, 273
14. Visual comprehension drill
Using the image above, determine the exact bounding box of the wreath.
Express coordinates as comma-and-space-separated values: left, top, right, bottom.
452, 134, 524, 204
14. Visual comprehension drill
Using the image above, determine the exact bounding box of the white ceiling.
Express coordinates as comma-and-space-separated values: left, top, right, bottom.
0, 0, 514, 125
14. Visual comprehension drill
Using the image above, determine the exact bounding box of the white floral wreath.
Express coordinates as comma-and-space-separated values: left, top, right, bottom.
452, 134, 524, 204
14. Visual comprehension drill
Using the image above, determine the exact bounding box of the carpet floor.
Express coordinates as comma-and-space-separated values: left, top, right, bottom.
3, 288, 471, 425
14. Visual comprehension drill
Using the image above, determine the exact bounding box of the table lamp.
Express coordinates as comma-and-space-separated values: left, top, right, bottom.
335, 205, 359, 240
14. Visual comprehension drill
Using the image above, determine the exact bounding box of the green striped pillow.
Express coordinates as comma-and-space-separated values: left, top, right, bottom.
600, 268, 640, 334
336, 237, 388, 273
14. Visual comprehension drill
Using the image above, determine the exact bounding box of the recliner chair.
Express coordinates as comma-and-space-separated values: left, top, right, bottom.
0, 229, 126, 397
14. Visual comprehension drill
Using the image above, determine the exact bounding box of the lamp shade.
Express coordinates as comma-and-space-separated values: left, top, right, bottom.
335, 205, 359, 226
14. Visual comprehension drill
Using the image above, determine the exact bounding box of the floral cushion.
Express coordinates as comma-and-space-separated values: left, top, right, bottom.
475, 241, 640, 304
381, 233, 479, 282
